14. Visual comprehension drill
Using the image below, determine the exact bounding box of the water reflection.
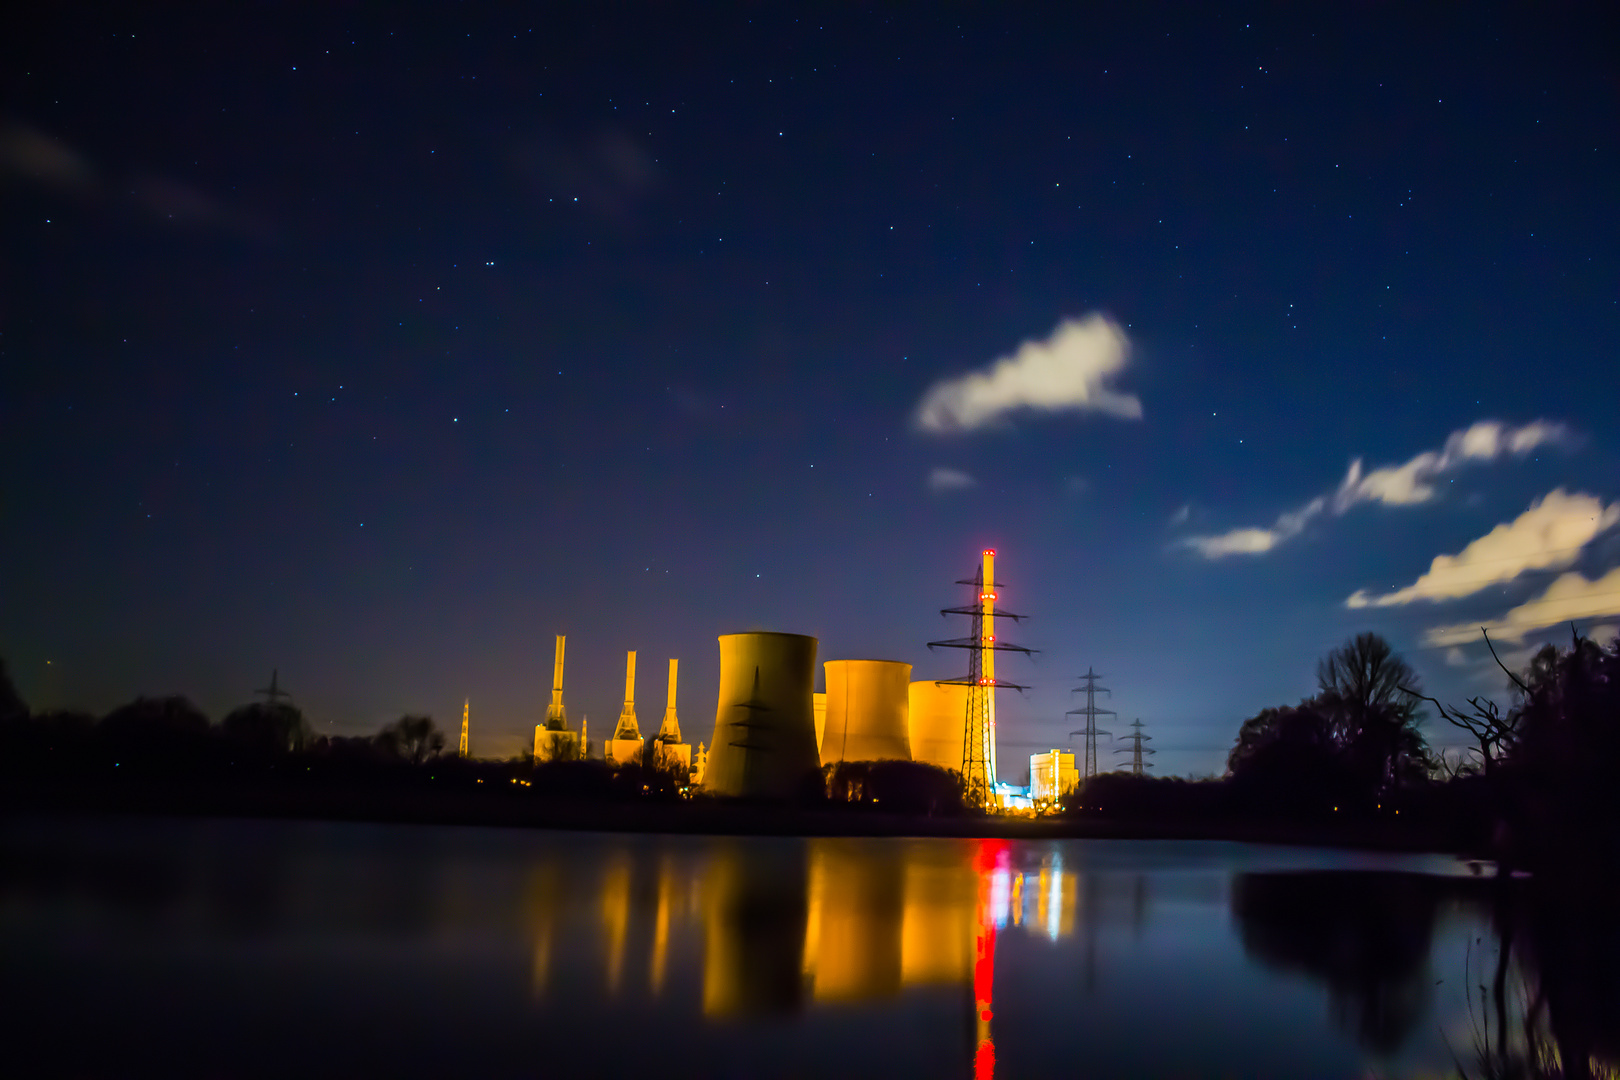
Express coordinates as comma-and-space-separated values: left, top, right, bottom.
4, 819, 1569, 1078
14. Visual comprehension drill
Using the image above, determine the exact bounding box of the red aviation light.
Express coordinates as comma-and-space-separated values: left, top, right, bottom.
983, 549, 996, 556
980, 592, 996, 601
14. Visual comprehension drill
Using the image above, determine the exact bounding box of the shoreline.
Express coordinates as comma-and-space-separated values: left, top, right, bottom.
1, 781, 1470, 855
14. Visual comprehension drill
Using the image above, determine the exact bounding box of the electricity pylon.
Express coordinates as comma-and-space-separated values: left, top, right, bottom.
1067, 669, 1115, 781
928, 549, 1035, 809
255, 669, 293, 706
1115, 717, 1155, 776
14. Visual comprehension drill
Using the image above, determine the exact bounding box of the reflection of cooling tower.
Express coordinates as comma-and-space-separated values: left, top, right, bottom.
704, 632, 820, 799
822, 660, 913, 765
805, 839, 905, 1001
702, 842, 809, 1017
908, 680, 969, 772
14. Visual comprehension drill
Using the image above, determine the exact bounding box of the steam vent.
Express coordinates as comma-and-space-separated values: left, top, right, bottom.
704, 632, 820, 798
820, 659, 913, 766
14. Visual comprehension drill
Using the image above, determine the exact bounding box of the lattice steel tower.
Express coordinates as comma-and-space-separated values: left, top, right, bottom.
1067, 668, 1115, 781
1115, 717, 1155, 776
929, 549, 1034, 809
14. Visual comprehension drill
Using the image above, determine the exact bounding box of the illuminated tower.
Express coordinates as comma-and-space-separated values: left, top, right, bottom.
459, 698, 470, 757
653, 658, 692, 777
608, 650, 645, 767
929, 549, 1034, 809
981, 549, 997, 782
535, 634, 581, 763
547, 635, 567, 728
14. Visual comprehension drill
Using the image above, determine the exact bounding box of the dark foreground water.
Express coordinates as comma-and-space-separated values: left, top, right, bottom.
0, 816, 1510, 1078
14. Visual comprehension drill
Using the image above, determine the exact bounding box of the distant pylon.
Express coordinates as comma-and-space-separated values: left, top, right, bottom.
1067, 668, 1115, 781
928, 549, 1035, 809
459, 698, 470, 758
1114, 718, 1155, 776
255, 669, 293, 706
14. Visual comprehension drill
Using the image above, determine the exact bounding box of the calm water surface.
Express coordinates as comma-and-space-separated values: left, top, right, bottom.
0, 817, 1502, 1078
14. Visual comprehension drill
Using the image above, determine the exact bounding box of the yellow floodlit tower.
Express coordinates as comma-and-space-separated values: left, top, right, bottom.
459, 698, 470, 757
608, 650, 645, 767
654, 658, 692, 776
981, 549, 997, 783
535, 635, 581, 762
547, 635, 567, 727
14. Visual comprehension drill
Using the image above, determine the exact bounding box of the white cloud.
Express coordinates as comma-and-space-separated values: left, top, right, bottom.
927, 467, 977, 492
1179, 497, 1325, 559
915, 315, 1141, 433
1426, 565, 1620, 645
1168, 503, 1192, 526
1179, 419, 1570, 560
1333, 420, 1569, 511
1444, 647, 1469, 667
1347, 490, 1619, 608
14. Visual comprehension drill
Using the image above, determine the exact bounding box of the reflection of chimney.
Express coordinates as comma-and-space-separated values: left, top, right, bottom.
546, 635, 568, 729
658, 659, 681, 743
615, 651, 640, 740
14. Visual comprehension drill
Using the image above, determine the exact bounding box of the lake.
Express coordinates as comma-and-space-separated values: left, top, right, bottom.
0, 816, 1507, 1078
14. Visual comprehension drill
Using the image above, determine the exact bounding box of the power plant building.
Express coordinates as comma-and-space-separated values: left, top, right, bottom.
702, 632, 821, 799
820, 660, 912, 766
907, 679, 969, 772
1029, 749, 1077, 802
653, 657, 692, 777
607, 650, 645, 767
535, 635, 582, 762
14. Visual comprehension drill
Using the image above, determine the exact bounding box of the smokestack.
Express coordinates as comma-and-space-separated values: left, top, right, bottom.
658, 658, 681, 743
459, 698, 470, 757
546, 635, 567, 728
616, 651, 639, 739
981, 549, 997, 782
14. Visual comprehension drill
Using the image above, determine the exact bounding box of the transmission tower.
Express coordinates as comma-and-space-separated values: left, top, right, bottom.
1067, 668, 1115, 781
1114, 718, 1155, 776
255, 668, 293, 706
928, 549, 1034, 809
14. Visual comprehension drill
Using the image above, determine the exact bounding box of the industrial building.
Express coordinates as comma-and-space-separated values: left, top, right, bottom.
703, 631, 822, 799
1029, 749, 1078, 803
820, 659, 912, 766
652, 658, 692, 776
606, 650, 645, 767
534, 635, 582, 762
523, 548, 1039, 803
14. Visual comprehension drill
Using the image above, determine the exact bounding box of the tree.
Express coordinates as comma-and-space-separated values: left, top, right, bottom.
0, 655, 28, 727
1315, 633, 1432, 795
1226, 634, 1433, 811
222, 702, 312, 755
376, 715, 445, 765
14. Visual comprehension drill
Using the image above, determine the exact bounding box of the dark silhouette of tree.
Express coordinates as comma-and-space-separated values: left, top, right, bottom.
376, 715, 444, 765
0, 655, 28, 726
222, 702, 312, 755
100, 696, 211, 744
1315, 633, 1432, 794
1227, 635, 1432, 812
1226, 702, 1356, 813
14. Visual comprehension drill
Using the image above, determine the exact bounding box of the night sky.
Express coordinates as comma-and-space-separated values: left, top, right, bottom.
5, 5, 1617, 776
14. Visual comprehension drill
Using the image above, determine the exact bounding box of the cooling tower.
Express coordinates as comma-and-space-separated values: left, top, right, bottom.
908, 680, 969, 773
813, 693, 827, 752
821, 660, 913, 765
704, 632, 820, 799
